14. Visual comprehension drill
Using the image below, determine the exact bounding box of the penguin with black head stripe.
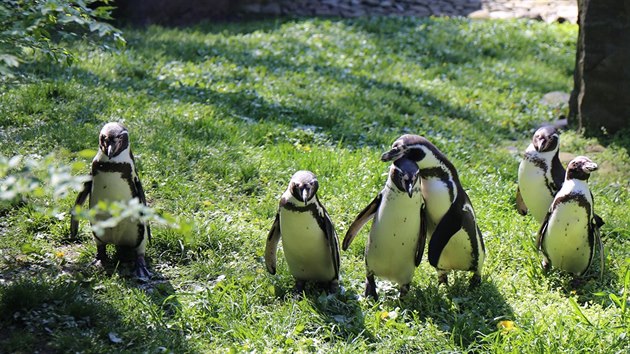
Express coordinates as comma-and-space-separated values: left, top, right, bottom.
265, 171, 340, 294
538, 156, 604, 278
381, 134, 485, 288
71, 122, 152, 280
343, 157, 426, 300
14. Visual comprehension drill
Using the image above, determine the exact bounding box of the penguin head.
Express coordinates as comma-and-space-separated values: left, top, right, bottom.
566, 156, 598, 181
381, 134, 428, 163
289, 170, 319, 205
391, 158, 420, 198
532, 125, 560, 153
99, 122, 129, 159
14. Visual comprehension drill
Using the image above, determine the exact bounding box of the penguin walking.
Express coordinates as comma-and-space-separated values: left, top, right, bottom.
516, 125, 565, 223
71, 122, 151, 280
343, 157, 426, 300
265, 171, 340, 294
381, 134, 485, 288
538, 156, 604, 278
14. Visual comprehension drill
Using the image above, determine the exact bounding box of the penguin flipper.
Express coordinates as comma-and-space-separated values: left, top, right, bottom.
537, 210, 552, 251
551, 153, 565, 193
321, 208, 340, 279
427, 200, 463, 268
70, 180, 92, 239
415, 203, 427, 266
515, 186, 528, 215
591, 217, 605, 280
264, 213, 281, 275
134, 177, 152, 241
342, 193, 381, 251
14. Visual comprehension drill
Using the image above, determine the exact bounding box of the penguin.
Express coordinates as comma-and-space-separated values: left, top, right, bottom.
537, 156, 604, 278
516, 125, 565, 223
381, 134, 485, 288
264, 171, 340, 294
70, 122, 151, 280
342, 157, 426, 300
517, 125, 604, 227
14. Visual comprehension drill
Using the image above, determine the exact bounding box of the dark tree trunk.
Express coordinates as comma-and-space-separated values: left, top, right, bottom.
569, 0, 630, 135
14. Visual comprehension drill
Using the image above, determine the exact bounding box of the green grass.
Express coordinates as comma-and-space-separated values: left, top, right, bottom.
1, 16, 629, 352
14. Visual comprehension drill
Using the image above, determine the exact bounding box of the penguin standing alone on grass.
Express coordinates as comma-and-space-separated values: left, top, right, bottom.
265, 171, 340, 294
381, 134, 485, 288
71, 122, 152, 280
538, 156, 604, 278
343, 157, 426, 300
516, 125, 565, 223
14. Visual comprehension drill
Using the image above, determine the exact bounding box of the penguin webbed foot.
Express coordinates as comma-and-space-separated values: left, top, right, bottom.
437, 272, 448, 286
293, 280, 306, 299
399, 283, 411, 299
326, 279, 339, 294
134, 256, 152, 282
91, 245, 109, 267
364, 275, 378, 300
468, 274, 481, 289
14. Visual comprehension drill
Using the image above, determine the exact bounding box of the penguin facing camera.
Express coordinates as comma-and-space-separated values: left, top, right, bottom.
343, 157, 426, 300
71, 122, 152, 281
265, 170, 340, 295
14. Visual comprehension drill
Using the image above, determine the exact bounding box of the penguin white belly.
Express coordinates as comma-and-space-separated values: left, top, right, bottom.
366, 192, 422, 285
436, 229, 476, 271
280, 209, 335, 281
543, 203, 591, 274
90, 171, 139, 247
421, 178, 452, 235
518, 161, 553, 223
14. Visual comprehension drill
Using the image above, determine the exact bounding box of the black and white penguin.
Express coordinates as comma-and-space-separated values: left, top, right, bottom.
381, 134, 485, 288
343, 157, 426, 300
516, 125, 565, 223
265, 170, 340, 293
537, 156, 604, 277
71, 122, 151, 280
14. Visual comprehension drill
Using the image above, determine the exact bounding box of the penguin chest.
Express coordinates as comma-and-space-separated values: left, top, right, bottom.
543, 203, 592, 274
90, 171, 142, 247
518, 160, 554, 223
366, 192, 423, 285
421, 178, 453, 234
279, 209, 335, 281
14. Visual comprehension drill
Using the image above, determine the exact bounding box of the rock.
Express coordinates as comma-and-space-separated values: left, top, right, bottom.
540, 91, 571, 107
468, 9, 490, 19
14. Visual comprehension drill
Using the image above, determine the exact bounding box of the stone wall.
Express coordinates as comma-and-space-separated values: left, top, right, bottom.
113, 0, 578, 26
240, 0, 577, 23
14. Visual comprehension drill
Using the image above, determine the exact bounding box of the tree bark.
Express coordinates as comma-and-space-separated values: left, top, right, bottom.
569, 0, 630, 135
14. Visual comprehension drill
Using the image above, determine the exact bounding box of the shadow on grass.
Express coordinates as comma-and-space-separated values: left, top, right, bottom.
403, 275, 514, 350
271, 282, 376, 345
0, 274, 191, 353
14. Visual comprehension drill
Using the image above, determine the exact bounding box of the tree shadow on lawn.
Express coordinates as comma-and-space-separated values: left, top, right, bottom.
0, 268, 191, 353
15, 17, 522, 150
403, 275, 515, 350
123, 31, 517, 143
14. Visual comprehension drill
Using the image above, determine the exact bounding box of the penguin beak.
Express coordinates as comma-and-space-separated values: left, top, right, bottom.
381, 148, 403, 162
106, 143, 115, 159
301, 188, 310, 206
533, 137, 545, 152
583, 161, 598, 173
406, 182, 414, 198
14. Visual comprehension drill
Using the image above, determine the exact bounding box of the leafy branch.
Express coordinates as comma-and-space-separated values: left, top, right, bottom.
0, 0, 125, 78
